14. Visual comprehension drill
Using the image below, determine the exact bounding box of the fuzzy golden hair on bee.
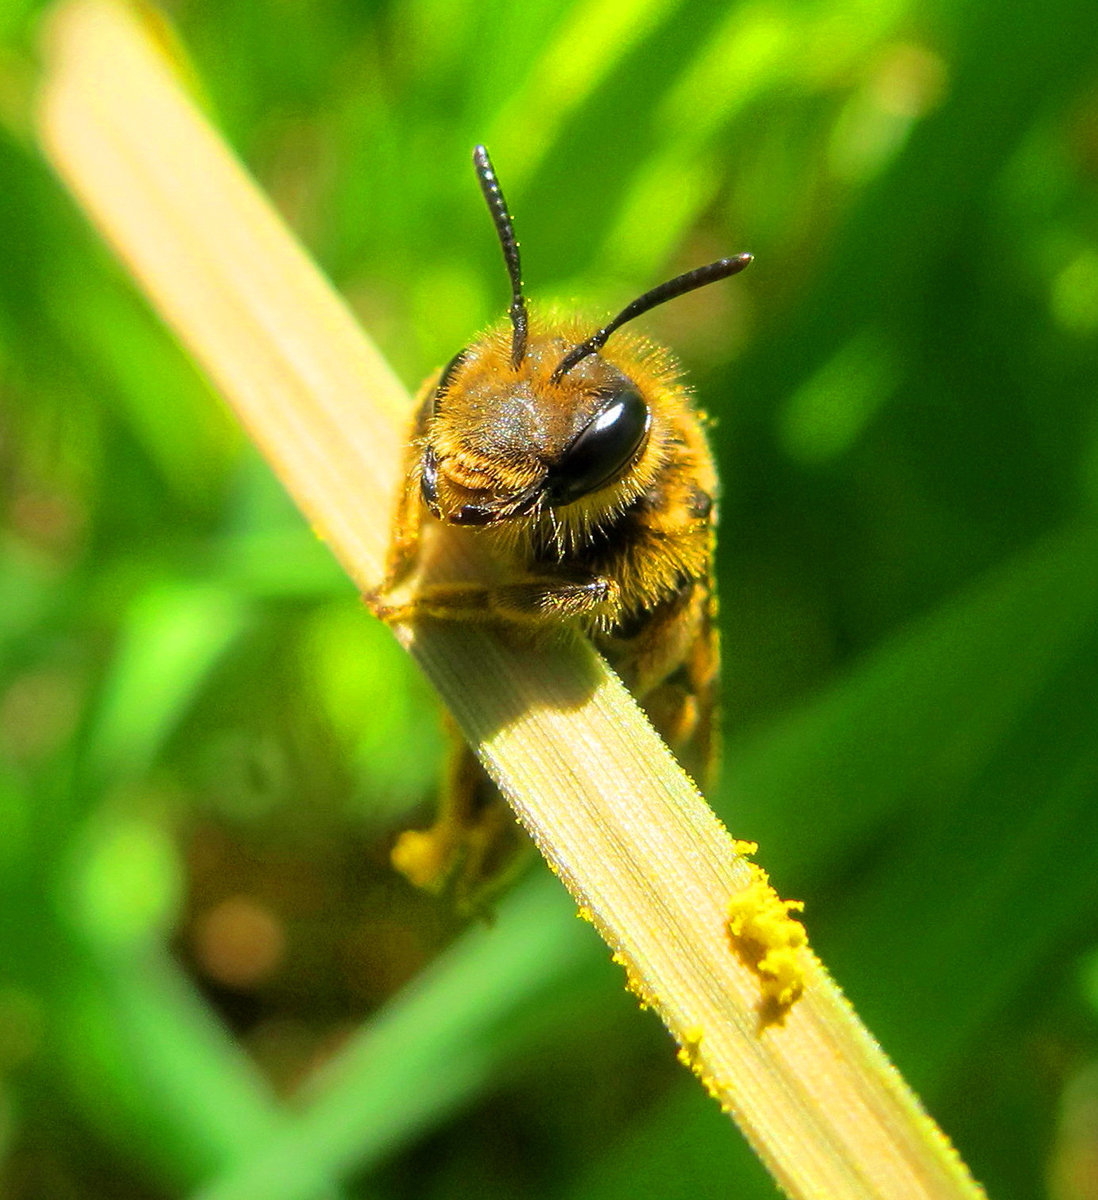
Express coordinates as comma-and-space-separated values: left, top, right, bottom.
421, 312, 693, 563
376, 144, 751, 907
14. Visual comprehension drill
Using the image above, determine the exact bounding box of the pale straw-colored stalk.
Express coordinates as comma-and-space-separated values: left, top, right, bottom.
37, 4, 986, 1197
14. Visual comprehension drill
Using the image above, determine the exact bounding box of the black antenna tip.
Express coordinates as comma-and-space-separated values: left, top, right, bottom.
550, 251, 754, 383
472, 145, 528, 369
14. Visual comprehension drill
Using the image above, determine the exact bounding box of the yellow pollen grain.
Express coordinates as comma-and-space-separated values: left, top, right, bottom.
676, 1024, 706, 1071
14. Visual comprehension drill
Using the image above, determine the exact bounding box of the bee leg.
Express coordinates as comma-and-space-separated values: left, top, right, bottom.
373, 391, 434, 595
373, 574, 619, 627
381, 479, 424, 589
494, 575, 619, 622
600, 584, 720, 792
392, 715, 530, 912
639, 602, 720, 792
642, 674, 712, 789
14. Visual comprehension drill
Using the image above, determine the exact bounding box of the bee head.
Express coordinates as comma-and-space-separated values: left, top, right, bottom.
420, 323, 657, 527
417, 146, 751, 531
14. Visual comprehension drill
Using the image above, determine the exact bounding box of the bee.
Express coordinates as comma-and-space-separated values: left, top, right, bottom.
374, 146, 751, 905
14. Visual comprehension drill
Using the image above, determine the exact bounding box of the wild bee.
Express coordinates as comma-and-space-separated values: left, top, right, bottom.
374, 146, 751, 904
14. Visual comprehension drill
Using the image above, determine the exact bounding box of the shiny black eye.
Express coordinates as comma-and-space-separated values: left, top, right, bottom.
546, 388, 650, 506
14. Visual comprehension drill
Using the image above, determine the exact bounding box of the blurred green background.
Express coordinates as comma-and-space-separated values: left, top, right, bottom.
1, 0, 1098, 1195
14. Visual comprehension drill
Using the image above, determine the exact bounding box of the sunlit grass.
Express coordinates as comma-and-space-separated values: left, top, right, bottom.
1, 0, 1097, 1196
36, 4, 990, 1197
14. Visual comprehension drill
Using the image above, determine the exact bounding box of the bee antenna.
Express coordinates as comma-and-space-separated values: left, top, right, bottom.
550, 254, 753, 383
473, 145, 528, 369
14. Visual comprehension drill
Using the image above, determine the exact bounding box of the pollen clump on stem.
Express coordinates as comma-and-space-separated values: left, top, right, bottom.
727, 850, 808, 1012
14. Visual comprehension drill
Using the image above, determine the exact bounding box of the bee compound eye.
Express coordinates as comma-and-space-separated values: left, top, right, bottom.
547, 388, 651, 506
420, 446, 440, 512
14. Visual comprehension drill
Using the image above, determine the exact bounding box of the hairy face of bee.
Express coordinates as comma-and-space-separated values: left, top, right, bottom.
419, 318, 680, 535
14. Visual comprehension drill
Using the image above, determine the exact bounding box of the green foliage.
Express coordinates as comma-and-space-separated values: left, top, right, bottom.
2, 0, 1098, 1196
